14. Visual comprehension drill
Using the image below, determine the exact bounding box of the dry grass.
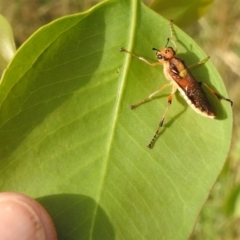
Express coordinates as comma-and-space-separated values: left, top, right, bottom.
0, 0, 239, 239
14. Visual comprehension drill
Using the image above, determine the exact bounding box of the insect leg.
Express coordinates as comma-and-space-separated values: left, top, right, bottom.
130, 83, 171, 109
187, 56, 210, 69
120, 48, 161, 66
169, 20, 177, 53
187, 57, 233, 105
148, 85, 178, 149
199, 82, 233, 106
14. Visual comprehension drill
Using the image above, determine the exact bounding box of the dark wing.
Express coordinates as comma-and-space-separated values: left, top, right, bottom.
169, 58, 215, 118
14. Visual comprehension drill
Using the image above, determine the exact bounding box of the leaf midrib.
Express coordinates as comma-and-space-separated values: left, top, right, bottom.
89, 0, 140, 238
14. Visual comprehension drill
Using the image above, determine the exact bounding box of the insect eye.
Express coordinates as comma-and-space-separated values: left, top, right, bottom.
157, 54, 163, 60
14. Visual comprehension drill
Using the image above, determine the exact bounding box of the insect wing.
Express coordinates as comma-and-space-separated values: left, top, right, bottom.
168, 58, 215, 118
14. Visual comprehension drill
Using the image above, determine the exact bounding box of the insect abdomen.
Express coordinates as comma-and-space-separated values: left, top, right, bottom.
168, 58, 215, 118
178, 82, 215, 118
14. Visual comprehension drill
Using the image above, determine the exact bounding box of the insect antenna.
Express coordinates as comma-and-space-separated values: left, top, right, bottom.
165, 38, 170, 47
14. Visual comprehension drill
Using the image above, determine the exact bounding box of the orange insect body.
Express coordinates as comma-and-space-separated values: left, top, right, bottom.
155, 47, 215, 118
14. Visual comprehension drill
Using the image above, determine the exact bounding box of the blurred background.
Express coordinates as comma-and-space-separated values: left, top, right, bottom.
0, 0, 239, 239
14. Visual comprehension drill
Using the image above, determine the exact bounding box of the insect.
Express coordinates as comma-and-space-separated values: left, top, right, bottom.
120, 20, 233, 149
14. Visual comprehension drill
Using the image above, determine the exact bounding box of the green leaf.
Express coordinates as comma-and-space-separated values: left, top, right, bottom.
0, 14, 16, 74
223, 185, 240, 217
0, 0, 232, 239
149, 0, 214, 27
